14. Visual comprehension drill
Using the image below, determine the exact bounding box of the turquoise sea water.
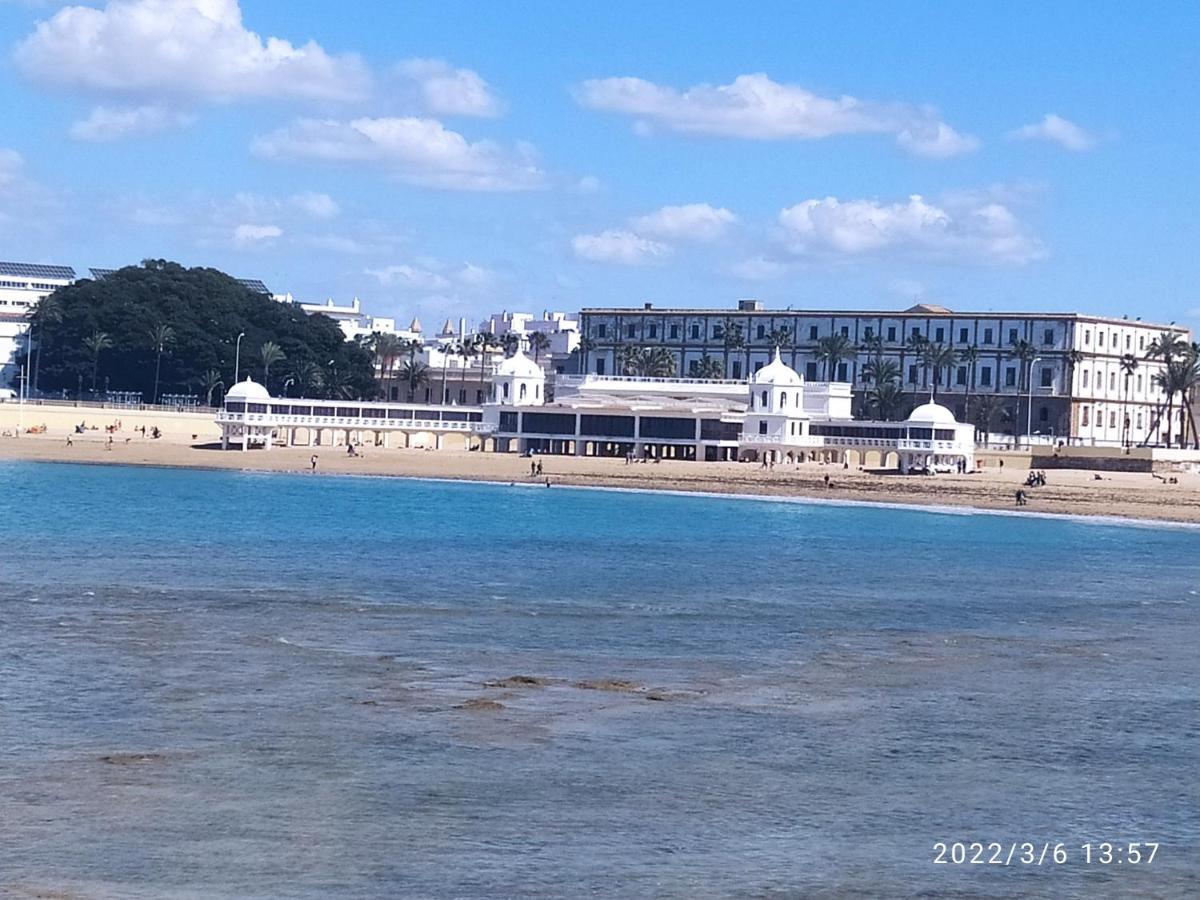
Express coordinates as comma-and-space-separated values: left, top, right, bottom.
1, 460, 1198, 898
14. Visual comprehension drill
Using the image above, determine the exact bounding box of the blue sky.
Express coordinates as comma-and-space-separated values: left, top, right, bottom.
0, 0, 1197, 329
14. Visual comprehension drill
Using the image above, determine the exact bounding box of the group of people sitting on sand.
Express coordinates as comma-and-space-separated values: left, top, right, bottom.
1024, 470, 1049, 487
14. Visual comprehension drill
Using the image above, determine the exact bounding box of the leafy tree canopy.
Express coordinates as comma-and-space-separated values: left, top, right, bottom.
29, 260, 376, 401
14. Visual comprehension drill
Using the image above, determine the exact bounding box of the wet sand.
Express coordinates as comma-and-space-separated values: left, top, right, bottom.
3, 432, 1199, 524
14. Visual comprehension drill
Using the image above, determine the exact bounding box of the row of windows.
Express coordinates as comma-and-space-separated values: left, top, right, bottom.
593, 320, 1048, 346
1082, 329, 1147, 352
226, 401, 482, 422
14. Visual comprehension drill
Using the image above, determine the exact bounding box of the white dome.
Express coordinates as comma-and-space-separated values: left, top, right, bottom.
225, 376, 271, 402
751, 347, 802, 386
496, 348, 543, 379
907, 401, 958, 425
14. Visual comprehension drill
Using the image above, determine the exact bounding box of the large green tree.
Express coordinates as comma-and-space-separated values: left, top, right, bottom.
27, 260, 376, 400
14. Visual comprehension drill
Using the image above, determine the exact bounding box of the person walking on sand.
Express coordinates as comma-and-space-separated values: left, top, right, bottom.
310, 454, 319, 472
530, 459, 537, 477
66, 435, 73, 447
106, 435, 113, 451
536, 460, 543, 476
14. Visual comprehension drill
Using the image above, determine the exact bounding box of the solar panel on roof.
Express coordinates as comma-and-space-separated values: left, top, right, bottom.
238, 278, 271, 294
89, 268, 116, 279
0, 261, 76, 280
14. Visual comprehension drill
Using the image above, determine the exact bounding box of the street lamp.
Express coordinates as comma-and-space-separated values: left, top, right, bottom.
1025, 355, 1042, 448
283, 377, 295, 397
233, 331, 246, 384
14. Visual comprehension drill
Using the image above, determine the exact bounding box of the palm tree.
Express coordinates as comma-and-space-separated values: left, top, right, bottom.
323, 365, 354, 400
721, 318, 745, 378
1146, 330, 1186, 446
260, 341, 286, 385
372, 333, 404, 400
398, 360, 431, 401
147, 323, 175, 404
528, 330, 552, 363
1006, 338, 1038, 445
1119, 353, 1139, 447
27, 293, 62, 396
905, 332, 929, 390
862, 358, 900, 388
289, 359, 324, 397
456, 337, 478, 403
866, 381, 906, 421
767, 327, 792, 351
694, 356, 725, 380
814, 333, 854, 381
921, 342, 958, 400
576, 334, 597, 374
476, 332, 501, 385
957, 344, 980, 424
199, 369, 224, 407
973, 394, 1003, 443
82, 330, 113, 393
501, 333, 521, 357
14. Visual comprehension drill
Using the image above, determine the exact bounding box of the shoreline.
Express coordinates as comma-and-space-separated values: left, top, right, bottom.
3, 435, 1200, 526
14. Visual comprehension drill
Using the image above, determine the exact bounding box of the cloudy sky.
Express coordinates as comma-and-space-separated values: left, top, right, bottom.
1, 0, 1197, 328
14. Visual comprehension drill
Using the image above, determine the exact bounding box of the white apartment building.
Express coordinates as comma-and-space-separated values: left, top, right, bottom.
483, 309, 580, 369
578, 301, 1190, 446
0, 261, 76, 389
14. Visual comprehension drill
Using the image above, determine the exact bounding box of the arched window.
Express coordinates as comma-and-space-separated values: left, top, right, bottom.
503, 383, 510, 400
535, 385, 541, 399
519, 383, 527, 400
780, 392, 788, 408
761, 390, 768, 408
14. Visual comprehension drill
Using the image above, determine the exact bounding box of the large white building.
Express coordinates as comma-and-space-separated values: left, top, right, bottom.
483, 310, 580, 371
0, 261, 76, 389
482, 347, 975, 471
578, 301, 1190, 447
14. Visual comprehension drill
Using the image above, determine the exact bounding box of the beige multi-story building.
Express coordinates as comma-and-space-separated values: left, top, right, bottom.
578, 301, 1190, 446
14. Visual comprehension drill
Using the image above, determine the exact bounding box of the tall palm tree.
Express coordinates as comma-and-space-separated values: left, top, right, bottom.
767, 327, 792, 351
82, 330, 113, 393
476, 332, 500, 385
973, 393, 1003, 443
862, 358, 900, 388
1146, 330, 1186, 446
576, 334, 597, 374
866, 381, 906, 421
398, 360, 431, 401
373, 333, 404, 400
147, 323, 175, 404
694, 356, 724, 380
323, 365, 354, 400
957, 344, 980, 424
199, 369, 224, 407
814, 333, 854, 381
1006, 338, 1038, 444
501, 333, 521, 357
905, 332, 929, 390
289, 359, 324, 397
456, 337, 478, 403
921, 342, 958, 399
260, 341, 286, 385
721, 318, 745, 378
1119, 353, 1139, 447
528, 330, 552, 363
27, 293, 62, 396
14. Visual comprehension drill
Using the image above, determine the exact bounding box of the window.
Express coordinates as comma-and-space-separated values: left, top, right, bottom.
756, 324, 766, 339
1082, 407, 1090, 426
805, 362, 818, 380
1043, 328, 1054, 345
1039, 406, 1049, 422
502, 383, 510, 401
908, 364, 919, 384
840, 325, 849, 337
809, 325, 818, 340
837, 362, 848, 381
648, 324, 657, 338
761, 390, 768, 407
458, 389, 467, 403
959, 327, 969, 343
518, 384, 526, 400
887, 326, 897, 342
1005, 367, 1016, 387
1083, 370, 1089, 388
1137, 412, 1143, 428
1125, 334, 1131, 349
669, 324, 678, 339
1137, 374, 1143, 391
579, 415, 635, 437
691, 324, 700, 339
1040, 367, 1053, 388
732, 362, 741, 379
935, 327, 944, 342
596, 323, 607, 338
1112, 332, 1117, 346
1084, 329, 1091, 345
980, 366, 992, 387
983, 327, 994, 344
713, 324, 724, 338
864, 326, 874, 339
596, 358, 606, 375
1109, 372, 1116, 390
1008, 328, 1018, 344
1098, 331, 1105, 347
790, 422, 797, 436
626, 323, 636, 338
1139, 335, 1145, 350
688, 359, 699, 376
476, 390, 483, 404
911, 326, 921, 339
956, 365, 967, 385
780, 392, 788, 408
758, 420, 768, 435
1109, 411, 1117, 428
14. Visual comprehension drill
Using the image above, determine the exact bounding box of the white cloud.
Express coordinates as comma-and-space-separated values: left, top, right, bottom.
576, 73, 977, 158
777, 194, 1042, 265
395, 58, 502, 117
366, 264, 451, 290
233, 222, 281, 245
69, 104, 193, 141
632, 203, 736, 242
290, 191, 339, 218
572, 229, 669, 265
0, 149, 25, 188
251, 116, 544, 191
16, 0, 369, 103
728, 255, 790, 281
1007, 113, 1097, 151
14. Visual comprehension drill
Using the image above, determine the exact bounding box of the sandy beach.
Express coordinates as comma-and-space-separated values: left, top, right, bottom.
3, 430, 1200, 524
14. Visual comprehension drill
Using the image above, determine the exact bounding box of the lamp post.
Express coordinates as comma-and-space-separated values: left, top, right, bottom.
233, 331, 246, 384
1025, 356, 1041, 448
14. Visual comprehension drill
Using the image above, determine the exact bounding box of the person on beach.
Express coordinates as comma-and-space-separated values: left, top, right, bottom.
106, 435, 113, 450
536, 460, 543, 476
823, 474, 830, 488
530, 460, 537, 476
310, 454, 318, 471
66, 435, 72, 447
1015, 489, 1027, 506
